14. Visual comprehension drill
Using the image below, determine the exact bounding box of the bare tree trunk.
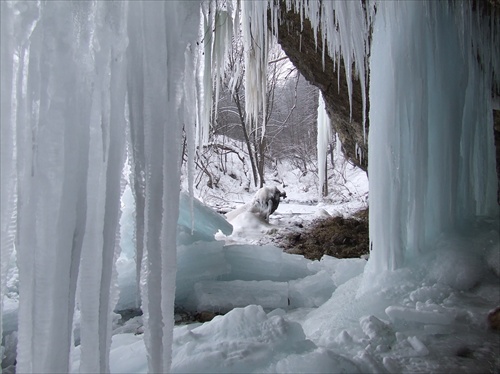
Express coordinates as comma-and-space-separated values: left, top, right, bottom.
257, 136, 266, 188
322, 158, 328, 197
233, 91, 259, 187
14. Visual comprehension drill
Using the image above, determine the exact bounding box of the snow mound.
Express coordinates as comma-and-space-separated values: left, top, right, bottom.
172, 305, 317, 373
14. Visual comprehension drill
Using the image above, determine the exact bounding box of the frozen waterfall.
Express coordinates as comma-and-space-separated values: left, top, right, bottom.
1, 1, 201, 372
1, 0, 499, 373
365, 1, 499, 278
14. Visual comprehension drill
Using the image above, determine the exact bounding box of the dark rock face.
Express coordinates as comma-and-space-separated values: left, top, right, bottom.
275, 6, 369, 172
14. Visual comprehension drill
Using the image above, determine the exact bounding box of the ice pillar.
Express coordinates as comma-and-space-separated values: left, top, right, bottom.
317, 92, 331, 198
126, 2, 201, 372
9, 2, 94, 372
366, 2, 499, 276
0, 3, 17, 364
77, 2, 128, 373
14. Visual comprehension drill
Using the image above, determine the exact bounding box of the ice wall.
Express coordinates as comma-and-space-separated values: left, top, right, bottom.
365, 2, 499, 277
1, 1, 200, 373
232, 0, 498, 276
4, 2, 122, 372
0, 2, 133, 372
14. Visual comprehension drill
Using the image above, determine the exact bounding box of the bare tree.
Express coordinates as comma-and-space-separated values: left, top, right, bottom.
214, 39, 313, 188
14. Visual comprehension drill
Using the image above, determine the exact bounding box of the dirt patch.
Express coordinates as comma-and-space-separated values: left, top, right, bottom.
280, 208, 369, 260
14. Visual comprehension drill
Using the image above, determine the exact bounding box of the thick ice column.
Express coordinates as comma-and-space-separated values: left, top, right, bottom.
199, 2, 214, 147
0, 3, 17, 361
365, 2, 499, 278
317, 92, 331, 198
125, 2, 146, 311
77, 2, 128, 373
12, 2, 93, 372
126, 2, 200, 372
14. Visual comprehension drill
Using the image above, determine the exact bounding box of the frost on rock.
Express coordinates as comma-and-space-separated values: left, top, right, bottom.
226, 186, 287, 224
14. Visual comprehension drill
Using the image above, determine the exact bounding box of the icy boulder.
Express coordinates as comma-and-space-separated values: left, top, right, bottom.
175, 243, 326, 312
178, 191, 233, 245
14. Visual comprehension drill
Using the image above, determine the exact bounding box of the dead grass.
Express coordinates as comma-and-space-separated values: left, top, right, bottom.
281, 208, 369, 260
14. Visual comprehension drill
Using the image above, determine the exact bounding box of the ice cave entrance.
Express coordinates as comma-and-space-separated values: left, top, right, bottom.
1, 1, 499, 373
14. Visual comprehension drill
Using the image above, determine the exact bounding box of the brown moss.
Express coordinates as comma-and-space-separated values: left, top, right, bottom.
281, 208, 369, 261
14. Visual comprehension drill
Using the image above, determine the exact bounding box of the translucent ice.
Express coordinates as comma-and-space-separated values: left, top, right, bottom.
366, 0, 499, 279
385, 306, 455, 325
221, 245, 313, 282
177, 192, 233, 245
194, 280, 289, 312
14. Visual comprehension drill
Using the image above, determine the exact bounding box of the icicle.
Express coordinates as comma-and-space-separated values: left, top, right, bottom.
184, 43, 197, 233
76, 2, 129, 372
198, 1, 214, 147
241, 1, 270, 140
212, 8, 233, 125
125, 0, 147, 314
0, 3, 18, 366
282, 0, 371, 135
12, 1, 100, 371
127, 2, 201, 372
335, 133, 343, 159
233, 0, 240, 39
317, 92, 331, 199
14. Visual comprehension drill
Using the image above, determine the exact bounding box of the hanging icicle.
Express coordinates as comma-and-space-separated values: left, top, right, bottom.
317, 92, 332, 199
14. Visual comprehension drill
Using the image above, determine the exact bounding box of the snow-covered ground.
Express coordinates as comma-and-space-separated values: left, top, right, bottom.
82, 207, 500, 373
105, 162, 494, 373
3, 156, 500, 373
2, 151, 498, 374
